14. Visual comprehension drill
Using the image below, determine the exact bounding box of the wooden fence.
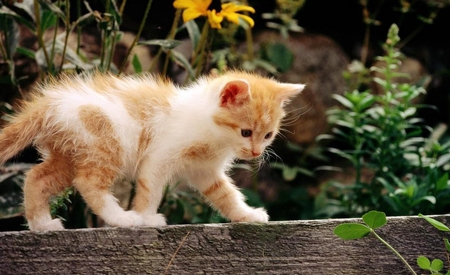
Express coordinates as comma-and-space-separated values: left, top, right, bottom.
1, 215, 449, 274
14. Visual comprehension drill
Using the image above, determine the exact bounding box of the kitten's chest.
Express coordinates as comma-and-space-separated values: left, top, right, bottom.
179, 142, 216, 161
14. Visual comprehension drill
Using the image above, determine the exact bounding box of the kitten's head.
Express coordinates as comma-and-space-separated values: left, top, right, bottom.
210, 71, 305, 160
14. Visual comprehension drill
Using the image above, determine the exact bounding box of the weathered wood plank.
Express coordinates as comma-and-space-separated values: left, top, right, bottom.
1, 215, 449, 274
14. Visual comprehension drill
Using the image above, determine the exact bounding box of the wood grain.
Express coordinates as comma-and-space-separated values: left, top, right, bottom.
1, 215, 449, 274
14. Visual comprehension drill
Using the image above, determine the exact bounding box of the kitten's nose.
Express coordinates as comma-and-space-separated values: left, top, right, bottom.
252, 151, 261, 157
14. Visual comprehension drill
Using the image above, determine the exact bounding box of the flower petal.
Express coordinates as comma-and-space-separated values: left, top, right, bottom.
236, 14, 254, 27
174, 0, 212, 11
183, 8, 205, 22
223, 12, 239, 25
207, 10, 223, 28
173, 0, 195, 9
222, 3, 255, 13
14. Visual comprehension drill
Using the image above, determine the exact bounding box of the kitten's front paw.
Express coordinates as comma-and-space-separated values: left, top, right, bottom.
236, 207, 269, 223
141, 213, 167, 227
28, 218, 64, 231
107, 210, 144, 228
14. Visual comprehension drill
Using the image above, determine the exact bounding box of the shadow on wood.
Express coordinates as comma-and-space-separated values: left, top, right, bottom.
1, 215, 449, 274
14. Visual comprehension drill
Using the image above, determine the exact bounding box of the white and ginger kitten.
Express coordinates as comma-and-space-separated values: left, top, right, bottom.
0, 71, 304, 231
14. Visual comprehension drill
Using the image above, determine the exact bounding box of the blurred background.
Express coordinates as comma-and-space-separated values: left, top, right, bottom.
1, 0, 449, 231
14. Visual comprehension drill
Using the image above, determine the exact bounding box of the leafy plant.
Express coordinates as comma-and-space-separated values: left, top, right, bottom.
159, 183, 226, 225
417, 213, 450, 275
334, 211, 450, 275
316, 24, 450, 217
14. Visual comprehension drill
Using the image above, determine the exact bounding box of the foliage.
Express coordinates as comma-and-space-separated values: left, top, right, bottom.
262, 0, 305, 38
334, 211, 450, 275
316, 24, 450, 218
159, 183, 226, 225
0, 163, 32, 220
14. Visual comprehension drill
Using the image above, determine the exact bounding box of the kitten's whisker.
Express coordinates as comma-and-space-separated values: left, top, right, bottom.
276, 130, 291, 141
281, 104, 313, 127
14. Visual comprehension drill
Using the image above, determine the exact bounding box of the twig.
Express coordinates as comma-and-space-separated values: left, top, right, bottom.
59, 0, 71, 72
118, 0, 154, 75
163, 231, 191, 275
34, 0, 51, 71
162, 9, 182, 76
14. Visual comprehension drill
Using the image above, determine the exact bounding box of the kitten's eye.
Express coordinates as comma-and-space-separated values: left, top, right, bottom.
264, 132, 273, 139
241, 129, 252, 137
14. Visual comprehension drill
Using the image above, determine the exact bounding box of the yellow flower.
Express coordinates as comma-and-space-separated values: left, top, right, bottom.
173, 0, 255, 29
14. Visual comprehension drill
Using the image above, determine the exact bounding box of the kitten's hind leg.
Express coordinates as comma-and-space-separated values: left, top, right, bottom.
24, 154, 74, 231
73, 166, 144, 228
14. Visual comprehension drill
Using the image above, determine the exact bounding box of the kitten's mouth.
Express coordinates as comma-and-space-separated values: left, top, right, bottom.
238, 152, 262, 161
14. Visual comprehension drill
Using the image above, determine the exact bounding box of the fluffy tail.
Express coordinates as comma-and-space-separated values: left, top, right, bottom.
0, 102, 45, 165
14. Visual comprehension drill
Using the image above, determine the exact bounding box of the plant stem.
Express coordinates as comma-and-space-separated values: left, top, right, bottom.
241, 0, 254, 61
50, 0, 61, 72
361, 24, 370, 65
75, 0, 82, 71
147, 48, 163, 73
107, 0, 127, 72
99, 0, 111, 71
119, 0, 127, 14
59, 0, 71, 72
0, 21, 9, 60
191, 21, 208, 67
372, 230, 417, 275
194, 22, 210, 78
34, 0, 51, 72
162, 9, 182, 76
118, 0, 154, 75
244, 25, 254, 61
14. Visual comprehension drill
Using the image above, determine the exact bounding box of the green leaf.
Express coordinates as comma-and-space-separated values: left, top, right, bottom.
419, 196, 436, 205
444, 238, 450, 253
38, 0, 66, 22
251, 59, 279, 75
40, 9, 57, 31
372, 77, 387, 87
2, 15, 19, 59
13, 1, 36, 22
419, 214, 450, 232
265, 42, 293, 72
356, 95, 376, 111
437, 155, 450, 169
417, 256, 431, 270
334, 223, 371, 240
107, 0, 122, 25
131, 54, 142, 73
431, 259, 444, 272
333, 94, 355, 109
0, 5, 36, 31
362, 210, 387, 229
282, 166, 298, 181
37, 0, 66, 21
138, 39, 182, 50
16, 46, 35, 59
185, 20, 200, 51
328, 148, 355, 163
169, 49, 195, 80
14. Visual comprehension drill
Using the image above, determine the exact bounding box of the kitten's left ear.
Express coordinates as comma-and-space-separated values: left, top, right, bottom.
219, 79, 251, 108
277, 83, 305, 106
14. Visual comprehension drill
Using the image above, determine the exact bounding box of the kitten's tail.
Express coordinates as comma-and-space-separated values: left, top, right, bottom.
0, 101, 46, 165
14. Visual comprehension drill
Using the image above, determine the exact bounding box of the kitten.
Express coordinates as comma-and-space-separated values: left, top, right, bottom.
0, 71, 304, 231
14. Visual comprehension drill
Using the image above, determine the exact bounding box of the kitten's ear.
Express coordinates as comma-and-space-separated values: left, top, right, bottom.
277, 83, 305, 106
220, 80, 251, 108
